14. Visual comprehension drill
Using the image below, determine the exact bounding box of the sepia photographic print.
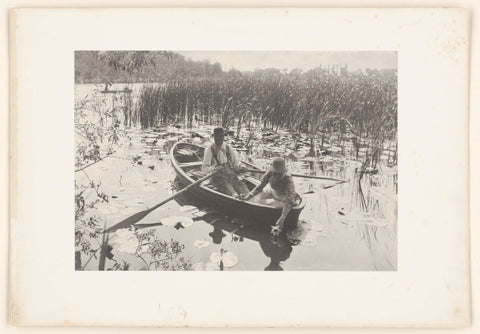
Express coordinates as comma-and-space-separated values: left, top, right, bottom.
74, 51, 398, 271
11, 7, 471, 327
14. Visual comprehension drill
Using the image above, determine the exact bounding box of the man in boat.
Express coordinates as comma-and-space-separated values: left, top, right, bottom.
242, 157, 297, 237
202, 127, 249, 198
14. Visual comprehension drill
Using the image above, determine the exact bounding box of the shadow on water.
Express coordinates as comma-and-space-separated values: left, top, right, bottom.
172, 180, 296, 271
104, 208, 158, 233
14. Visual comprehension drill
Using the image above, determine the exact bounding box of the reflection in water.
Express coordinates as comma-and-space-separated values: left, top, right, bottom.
173, 180, 300, 270
260, 236, 293, 271
209, 224, 226, 244
209, 218, 295, 271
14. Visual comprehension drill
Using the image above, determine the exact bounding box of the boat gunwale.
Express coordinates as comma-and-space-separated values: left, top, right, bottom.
170, 142, 306, 212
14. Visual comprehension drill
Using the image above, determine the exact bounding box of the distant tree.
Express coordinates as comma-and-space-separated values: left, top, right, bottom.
93, 51, 175, 89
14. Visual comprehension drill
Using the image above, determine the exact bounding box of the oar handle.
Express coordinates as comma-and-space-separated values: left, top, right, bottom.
149, 170, 217, 212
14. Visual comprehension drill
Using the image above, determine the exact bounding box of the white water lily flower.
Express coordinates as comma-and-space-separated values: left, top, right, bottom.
209, 250, 238, 268
160, 215, 179, 226
178, 216, 193, 228
193, 239, 210, 248
193, 211, 207, 218
179, 205, 198, 213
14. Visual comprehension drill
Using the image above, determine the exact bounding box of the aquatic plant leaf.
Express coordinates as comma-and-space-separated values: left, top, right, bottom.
193, 239, 210, 248
205, 262, 220, 271
209, 250, 238, 268
113, 228, 139, 254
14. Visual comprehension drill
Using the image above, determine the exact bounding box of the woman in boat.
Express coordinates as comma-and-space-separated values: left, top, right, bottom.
202, 127, 249, 198
242, 157, 297, 236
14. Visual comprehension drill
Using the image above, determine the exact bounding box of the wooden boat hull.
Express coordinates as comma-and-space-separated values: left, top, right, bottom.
170, 142, 305, 228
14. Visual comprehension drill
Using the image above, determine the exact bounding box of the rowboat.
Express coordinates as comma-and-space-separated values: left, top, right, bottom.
170, 142, 305, 228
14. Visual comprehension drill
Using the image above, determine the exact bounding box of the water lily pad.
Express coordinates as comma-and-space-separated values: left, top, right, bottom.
112, 228, 139, 254
193, 239, 210, 248
205, 262, 220, 271
209, 250, 238, 268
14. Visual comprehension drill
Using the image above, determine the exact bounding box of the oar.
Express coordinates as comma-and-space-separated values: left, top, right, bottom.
104, 171, 217, 233
244, 168, 346, 183
242, 160, 262, 171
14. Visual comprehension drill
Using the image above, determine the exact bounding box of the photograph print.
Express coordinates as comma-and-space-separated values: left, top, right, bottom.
74, 51, 397, 271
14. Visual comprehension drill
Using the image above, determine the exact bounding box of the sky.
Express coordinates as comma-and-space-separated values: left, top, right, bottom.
177, 51, 397, 72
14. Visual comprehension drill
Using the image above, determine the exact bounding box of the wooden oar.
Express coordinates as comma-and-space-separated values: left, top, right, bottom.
244, 168, 346, 183
242, 160, 262, 171
104, 171, 217, 233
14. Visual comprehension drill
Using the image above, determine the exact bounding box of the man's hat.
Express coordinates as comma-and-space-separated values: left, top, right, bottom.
272, 157, 287, 174
213, 127, 225, 137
